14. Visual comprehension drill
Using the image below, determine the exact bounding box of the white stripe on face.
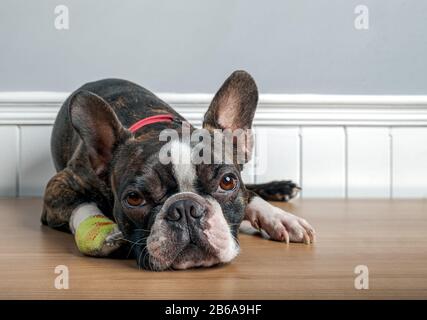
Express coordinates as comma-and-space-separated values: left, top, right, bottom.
170, 140, 196, 192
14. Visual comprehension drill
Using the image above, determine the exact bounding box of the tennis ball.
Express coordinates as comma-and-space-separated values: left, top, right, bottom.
75, 215, 117, 255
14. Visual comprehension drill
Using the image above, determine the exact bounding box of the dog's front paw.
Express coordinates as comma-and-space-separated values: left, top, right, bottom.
75, 215, 124, 257
245, 197, 315, 244
103, 227, 124, 253
265, 209, 315, 244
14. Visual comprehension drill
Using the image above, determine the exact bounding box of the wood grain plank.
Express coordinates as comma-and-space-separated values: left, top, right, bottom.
0, 199, 426, 299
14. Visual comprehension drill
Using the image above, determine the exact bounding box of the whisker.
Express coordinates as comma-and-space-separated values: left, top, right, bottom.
143, 249, 150, 271
138, 245, 147, 270
116, 238, 145, 245
126, 237, 149, 258
132, 228, 152, 232
228, 222, 242, 227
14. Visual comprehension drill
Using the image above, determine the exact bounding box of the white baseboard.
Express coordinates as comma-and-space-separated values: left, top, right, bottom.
1, 92, 427, 126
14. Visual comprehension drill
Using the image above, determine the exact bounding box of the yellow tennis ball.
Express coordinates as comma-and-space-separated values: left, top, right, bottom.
75, 215, 116, 255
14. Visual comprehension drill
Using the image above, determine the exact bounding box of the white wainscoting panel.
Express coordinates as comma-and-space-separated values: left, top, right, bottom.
241, 159, 256, 184
240, 127, 257, 184
19, 126, 55, 197
254, 127, 300, 185
392, 128, 427, 198
1, 92, 427, 198
347, 127, 391, 198
301, 127, 346, 198
0, 126, 18, 197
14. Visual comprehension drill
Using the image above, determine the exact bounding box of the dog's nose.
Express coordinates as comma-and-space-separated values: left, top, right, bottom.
166, 199, 205, 222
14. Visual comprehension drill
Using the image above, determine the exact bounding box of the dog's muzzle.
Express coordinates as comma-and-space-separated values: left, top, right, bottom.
145, 192, 239, 270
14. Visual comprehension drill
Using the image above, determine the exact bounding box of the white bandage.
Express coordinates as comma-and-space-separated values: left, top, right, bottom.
69, 202, 104, 234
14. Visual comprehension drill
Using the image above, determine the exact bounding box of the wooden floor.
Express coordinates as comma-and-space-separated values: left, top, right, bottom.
0, 198, 426, 299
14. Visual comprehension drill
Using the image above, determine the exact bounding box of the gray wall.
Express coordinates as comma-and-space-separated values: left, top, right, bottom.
1, 0, 427, 94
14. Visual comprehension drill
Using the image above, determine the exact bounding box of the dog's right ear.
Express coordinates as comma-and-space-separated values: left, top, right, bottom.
69, 90, 130, 176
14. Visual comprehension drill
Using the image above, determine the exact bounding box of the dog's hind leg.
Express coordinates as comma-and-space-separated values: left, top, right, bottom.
245, 180, 301, 202
41, 168, 85, 230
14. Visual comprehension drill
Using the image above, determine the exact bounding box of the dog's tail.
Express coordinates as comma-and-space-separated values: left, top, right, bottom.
245, 180, 301, 202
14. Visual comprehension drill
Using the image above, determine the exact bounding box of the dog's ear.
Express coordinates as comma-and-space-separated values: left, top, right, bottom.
69, 90, 129, 176
203, 70, 258, 163
203, 70, 258, 131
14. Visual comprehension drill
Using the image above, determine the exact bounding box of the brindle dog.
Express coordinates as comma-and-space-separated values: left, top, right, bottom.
41, 71, 315, 270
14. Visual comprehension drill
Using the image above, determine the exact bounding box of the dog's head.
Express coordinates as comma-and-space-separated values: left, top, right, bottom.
69, 71, 258, 270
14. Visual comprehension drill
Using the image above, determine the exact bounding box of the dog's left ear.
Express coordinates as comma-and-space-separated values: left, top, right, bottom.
203, 70, 258, 131
203, 70, 258, 162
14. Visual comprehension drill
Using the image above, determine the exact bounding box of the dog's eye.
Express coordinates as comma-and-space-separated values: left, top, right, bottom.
219, 174, 237, 191
125, 192, 146, 207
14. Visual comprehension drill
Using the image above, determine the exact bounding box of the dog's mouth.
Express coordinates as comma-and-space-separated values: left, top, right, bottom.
133, 235, 239, 271
133, 193, 240, 271
139, 226, 239, 271
171, 243, 221, 270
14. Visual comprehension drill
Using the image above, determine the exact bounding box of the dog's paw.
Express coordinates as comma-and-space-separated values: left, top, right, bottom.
102, 227, 124, 253
75, 215, 124, 257
245, 197, 315, 244
248, 180, 301, 202
262, 208, 315, 244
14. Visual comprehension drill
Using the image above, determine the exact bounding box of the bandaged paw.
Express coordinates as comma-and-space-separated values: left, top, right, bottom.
71, 203, 123, 256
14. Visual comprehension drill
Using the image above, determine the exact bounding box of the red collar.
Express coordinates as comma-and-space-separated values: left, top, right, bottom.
129, 114, 174, 133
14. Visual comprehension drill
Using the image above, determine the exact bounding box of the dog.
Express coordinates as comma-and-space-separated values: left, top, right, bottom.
41, 71, 315, 270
